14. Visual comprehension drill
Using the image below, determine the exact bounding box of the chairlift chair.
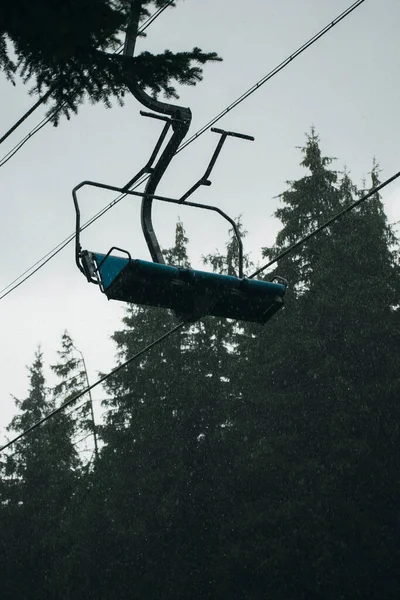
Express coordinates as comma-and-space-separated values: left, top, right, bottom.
72, 5, 287, 324
73, 123, 287, 324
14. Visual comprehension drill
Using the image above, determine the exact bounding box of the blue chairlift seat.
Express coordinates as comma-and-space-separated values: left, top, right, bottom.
89, 252, 286, 324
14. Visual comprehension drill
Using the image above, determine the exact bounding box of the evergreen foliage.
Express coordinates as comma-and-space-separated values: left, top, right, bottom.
1, 349, 80, 598
50, 331, 97, 457
0, 0, 221, 123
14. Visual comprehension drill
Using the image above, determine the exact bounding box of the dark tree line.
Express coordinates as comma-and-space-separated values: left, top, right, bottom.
1, 132, 400, 599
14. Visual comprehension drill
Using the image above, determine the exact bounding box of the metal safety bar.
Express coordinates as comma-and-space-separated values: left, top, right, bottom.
179, 127, 254, 204
139, 110, 183, 125
122, 114, 171, 191
211, 127, 255, 141
73, 180, 244, 278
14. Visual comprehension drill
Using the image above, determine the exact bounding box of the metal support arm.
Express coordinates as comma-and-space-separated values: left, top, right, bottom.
116, 1, 254, 271
123, 0, 192, 264
179, 127, 254, 204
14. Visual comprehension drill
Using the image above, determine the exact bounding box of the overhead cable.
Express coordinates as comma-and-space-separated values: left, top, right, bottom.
0, 321, 186, 453
0, 0, 175, 163
177, 0, 366, 153
0, 111, 59, 169
249, 169, 400, 279
0, 88, 54, 146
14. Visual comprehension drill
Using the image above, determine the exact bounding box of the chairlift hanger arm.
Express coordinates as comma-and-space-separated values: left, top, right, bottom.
123, 0, 192, 263
123, 1, 191, 122
140, 115, 190, 264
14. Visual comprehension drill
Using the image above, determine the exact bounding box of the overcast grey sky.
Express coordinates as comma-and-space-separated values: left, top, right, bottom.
1, 0, 399, 442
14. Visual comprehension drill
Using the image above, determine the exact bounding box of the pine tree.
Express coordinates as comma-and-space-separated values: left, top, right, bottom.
263, 128, 342, 291
1, 0, 221, 123
51, 330, 98, 462
216, 132, 400, 599
2, 349, 79, 598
